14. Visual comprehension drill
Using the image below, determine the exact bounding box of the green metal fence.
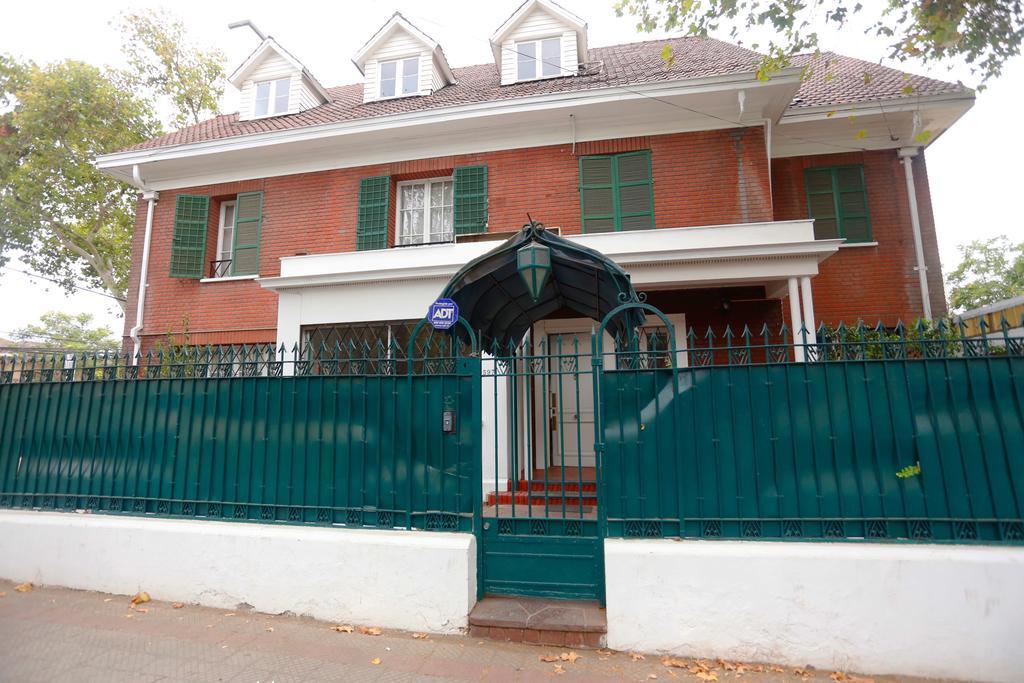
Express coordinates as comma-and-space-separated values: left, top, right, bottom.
0, 339, 480, 532
596, 306, 1024, 543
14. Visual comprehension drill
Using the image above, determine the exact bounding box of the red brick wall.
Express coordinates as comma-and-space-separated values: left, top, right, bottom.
771, 149, 946, 325
124, 127, 772, 347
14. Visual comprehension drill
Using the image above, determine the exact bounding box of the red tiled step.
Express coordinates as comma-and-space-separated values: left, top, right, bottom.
512, 480, 597, 493
486, 492, 599, 507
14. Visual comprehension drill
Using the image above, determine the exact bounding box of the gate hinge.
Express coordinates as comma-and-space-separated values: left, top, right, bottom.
594, 441, 605, 452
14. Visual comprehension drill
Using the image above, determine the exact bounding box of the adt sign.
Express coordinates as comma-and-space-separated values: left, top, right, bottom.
427, 298, 459, 330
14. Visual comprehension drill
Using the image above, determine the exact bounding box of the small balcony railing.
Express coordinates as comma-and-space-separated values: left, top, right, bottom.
209, 259, 232, 278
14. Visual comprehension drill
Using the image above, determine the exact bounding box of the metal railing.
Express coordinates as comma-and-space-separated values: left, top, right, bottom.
595, 312, 1024, 544
208, 259, 233, 278
0, 337, 478, 531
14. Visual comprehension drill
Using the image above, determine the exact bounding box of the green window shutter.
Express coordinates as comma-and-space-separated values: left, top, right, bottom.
357, 176, 390, 250
579, 151, 654, 233
169, 194, 210, 278
804, 165, 871, 242
615, 151, 654, 231
232, 191, 263, 275
453, 165, 488, 235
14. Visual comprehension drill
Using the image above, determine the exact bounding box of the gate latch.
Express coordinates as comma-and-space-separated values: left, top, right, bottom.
442, 410, 456, 433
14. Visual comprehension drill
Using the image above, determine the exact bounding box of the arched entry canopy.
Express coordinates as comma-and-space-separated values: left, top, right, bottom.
439, 221, 645, 349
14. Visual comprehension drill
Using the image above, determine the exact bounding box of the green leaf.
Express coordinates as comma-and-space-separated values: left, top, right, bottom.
914, 129, 934, 143
895, 462, 922, 479
855, 129, 868, 139
660, 43, 676, 67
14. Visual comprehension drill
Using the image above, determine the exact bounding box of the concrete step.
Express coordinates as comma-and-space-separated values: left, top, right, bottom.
469, 595, 606, 649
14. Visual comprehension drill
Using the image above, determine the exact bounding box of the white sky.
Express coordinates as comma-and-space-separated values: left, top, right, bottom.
1, 0, 1021, 338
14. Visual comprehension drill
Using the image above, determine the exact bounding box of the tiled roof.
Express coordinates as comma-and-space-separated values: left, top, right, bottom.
789, 51, 968, 109
123, 39, 967, 152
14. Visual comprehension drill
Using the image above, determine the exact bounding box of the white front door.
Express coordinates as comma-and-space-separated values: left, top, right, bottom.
547, 332, 597, 470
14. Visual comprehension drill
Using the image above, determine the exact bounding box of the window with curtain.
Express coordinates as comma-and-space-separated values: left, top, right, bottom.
397, 178, 454, 245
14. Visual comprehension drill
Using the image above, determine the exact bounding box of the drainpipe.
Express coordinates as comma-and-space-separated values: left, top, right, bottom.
129, 165, 159, 363
898, 148, 932, 321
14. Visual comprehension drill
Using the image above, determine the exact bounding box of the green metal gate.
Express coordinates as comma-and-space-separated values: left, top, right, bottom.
479, 332, 604, 601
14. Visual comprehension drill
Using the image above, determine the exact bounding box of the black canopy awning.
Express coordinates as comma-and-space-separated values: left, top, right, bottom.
439, 222, 645, 349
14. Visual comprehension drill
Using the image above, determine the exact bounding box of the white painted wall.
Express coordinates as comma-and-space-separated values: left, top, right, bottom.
498, 4, 579, 85
361, 28, 435, 103
0, 510, 476, 634
605, 539, 1024, 683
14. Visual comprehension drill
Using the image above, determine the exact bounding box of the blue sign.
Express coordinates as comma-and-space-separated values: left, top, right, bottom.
427, 298, 459, 330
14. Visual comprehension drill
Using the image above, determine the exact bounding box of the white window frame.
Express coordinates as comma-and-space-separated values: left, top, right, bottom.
253, 77, 291, 118
395, 176, 454, 247
515, 36, 563, 82
378, 56, 421, 99
213, 200, 236, 278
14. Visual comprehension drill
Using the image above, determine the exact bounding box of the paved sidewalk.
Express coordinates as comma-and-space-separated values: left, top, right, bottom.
0, 580, 938, 682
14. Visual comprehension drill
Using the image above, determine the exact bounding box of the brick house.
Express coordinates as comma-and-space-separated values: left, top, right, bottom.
96, 0, 972, 357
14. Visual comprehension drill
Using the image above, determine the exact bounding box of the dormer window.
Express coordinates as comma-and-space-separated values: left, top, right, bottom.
517, 38, 562, 80
380, 57, 420, 98
254, 77, 290, 117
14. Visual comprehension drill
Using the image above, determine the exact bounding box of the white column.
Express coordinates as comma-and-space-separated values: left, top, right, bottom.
899, 148, 932, 321
787, 276, 805, 362
799, 276, 818, 348
275, 291, 303, 376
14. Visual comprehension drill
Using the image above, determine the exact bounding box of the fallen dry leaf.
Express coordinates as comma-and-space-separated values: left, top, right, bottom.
359, 626, 383, 636
794, 669, 809, 677
371, 657, 381, 665
103, 598, 113, 603
331, 624, 354, 633
172, 602, 184, 609
129, 591, 149, 606
695, 672, 718, 682
831, 673, 847, 682
662, 656, 689, 668
265, 626, 274, 632
0, 591, 6, 598
539, 654, 560, 662
596, 648, 615, 656
629, 652, 646, 661
223, 612, 236, 617
560, 651, 581, 664
553, 664, 566, 675
134, 607, 149, 614
14, 583, 32, 593
648, 675, 658, 680
412, 632, 428, 639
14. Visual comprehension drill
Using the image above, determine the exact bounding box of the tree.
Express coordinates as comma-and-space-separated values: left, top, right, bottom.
615, 0, 1024, 86
13, 311, 118, 351
0, 56, 159, 314
946, 235, 1024, 311
115, 8, 226, 129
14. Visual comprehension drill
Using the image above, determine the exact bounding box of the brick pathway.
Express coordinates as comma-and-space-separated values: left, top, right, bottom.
0, 580, 938, 682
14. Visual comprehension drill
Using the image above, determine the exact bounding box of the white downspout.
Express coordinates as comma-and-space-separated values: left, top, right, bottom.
129, 165, 159, 363
898, 147, 932, 321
